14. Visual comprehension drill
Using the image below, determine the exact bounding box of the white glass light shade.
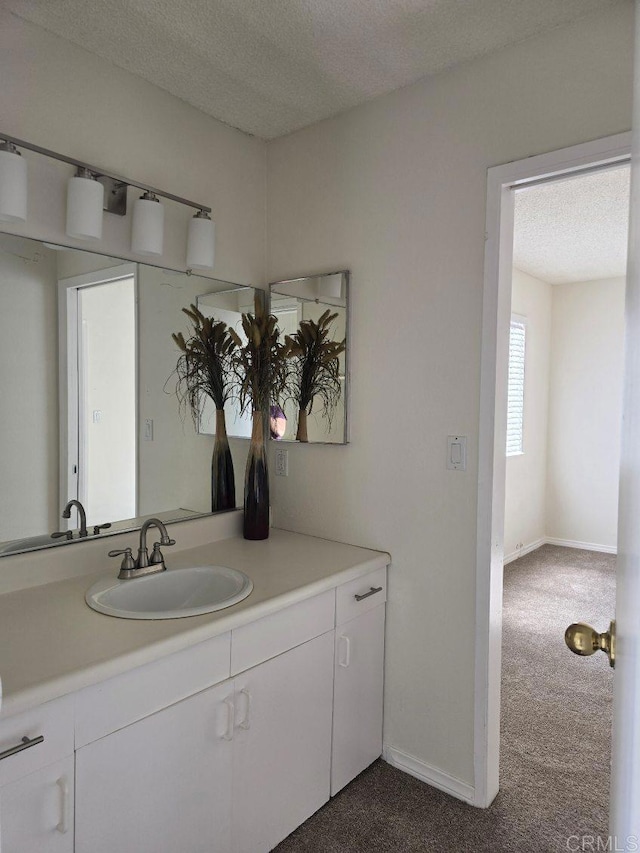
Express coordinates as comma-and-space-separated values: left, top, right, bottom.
0, 148, 27, 223
132, 194, 164, 256
66, 175, 104, 239
187, 214, 215, 270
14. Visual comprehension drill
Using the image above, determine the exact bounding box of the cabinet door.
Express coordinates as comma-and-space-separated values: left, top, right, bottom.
332, 604, 385, 795
76, 680, 234, 853
0, 756, 74, 853
232, 631, 334, 853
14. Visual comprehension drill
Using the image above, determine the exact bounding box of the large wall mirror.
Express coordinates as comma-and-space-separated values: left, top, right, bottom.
270, 271, 349, 444
0, 232, 255, 557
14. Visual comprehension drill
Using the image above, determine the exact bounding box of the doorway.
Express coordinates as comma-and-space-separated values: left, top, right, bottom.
474, 132, 632, 810
59, 264, 137, 529
499, 164, 629, 840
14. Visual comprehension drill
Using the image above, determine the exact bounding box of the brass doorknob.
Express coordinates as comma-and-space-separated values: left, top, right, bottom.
564, 620, 616, 668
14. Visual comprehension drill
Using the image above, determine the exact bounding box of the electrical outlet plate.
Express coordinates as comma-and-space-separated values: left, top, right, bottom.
275, 447, 288, 476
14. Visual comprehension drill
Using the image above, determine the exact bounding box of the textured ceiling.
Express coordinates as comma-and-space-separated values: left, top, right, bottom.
6, 0, 623, 139
513, 166, 630, 285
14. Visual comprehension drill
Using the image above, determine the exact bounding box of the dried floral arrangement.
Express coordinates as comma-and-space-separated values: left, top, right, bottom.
284, 309, 346, 441
172, 304, 238, 423
229, 293, 290, 416
172, 304, 239, 512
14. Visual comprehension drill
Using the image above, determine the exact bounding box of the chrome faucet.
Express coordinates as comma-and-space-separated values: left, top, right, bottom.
62, 499, 88, 537
108, 517, 176, 580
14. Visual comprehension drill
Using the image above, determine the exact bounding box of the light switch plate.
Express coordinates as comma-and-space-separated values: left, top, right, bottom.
447, 435, 467, 471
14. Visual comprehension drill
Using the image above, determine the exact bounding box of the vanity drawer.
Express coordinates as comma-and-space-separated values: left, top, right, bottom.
335, 566, 387, 626
0, 694, 74, 787
231, 590, 335, 675
75, 631, 231, 747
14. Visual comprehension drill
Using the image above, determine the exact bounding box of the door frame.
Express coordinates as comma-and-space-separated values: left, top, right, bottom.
474, 131, 632, 808
57, 263, 138, 525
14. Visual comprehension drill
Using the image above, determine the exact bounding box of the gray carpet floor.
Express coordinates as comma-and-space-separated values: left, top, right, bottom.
275, 545, 615, 852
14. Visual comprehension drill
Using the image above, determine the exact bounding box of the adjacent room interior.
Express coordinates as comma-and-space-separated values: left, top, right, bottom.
500, 164, 629, 841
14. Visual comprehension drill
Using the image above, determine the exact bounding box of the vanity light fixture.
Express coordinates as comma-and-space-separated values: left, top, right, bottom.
66, 167, 105, 240
0, 132, 213, 270
187, 209, 215, 270
131, 191, 164, 256
0, 140, 27, 223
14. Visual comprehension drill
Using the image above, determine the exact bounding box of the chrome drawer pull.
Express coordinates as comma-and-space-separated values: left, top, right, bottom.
354, 586, 383, 602
0, 735, 44, 761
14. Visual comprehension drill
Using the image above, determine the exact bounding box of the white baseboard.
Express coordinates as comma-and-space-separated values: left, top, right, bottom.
544, 537, 617, 555
504, 537, 617, 565
503, 537, 545, 565
383, 746, 476, 805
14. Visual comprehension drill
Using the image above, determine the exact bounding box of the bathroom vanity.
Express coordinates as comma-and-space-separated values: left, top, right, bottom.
0, 528, 389, 852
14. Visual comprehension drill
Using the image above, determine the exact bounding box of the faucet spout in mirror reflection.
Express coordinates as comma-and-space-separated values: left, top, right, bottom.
62, 500, 88, 537
109, 517, 176, 580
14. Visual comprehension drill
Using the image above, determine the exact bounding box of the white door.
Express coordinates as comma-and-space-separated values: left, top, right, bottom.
331, 605, 385, 796
232, 632, 334, 853
75, 681, 234, 853
0, 756, 73, 853
608, 10, 640, 838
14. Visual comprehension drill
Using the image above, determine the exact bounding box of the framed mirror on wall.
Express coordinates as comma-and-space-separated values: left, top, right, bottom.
270, 271, 349, 445
0, 232, 256, 558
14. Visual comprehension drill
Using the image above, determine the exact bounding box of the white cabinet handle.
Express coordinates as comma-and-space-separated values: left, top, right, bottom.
236, 689, 252, 730
56, 776, 70, 834
338, 635, 351, 668
221, 697, 235, 741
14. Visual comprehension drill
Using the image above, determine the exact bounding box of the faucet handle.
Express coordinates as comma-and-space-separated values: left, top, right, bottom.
93, 523, 112, 536
150, 538, 175, 567
52, 530, 73, 541
108, 548, 136, 572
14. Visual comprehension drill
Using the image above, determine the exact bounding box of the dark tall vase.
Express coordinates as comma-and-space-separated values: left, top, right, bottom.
211, 409, 236, 512
244, 411, 269, 540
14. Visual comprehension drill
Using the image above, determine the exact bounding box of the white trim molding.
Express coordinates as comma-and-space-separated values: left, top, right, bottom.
383, 747, 476, 806
504, 538, 617, 565
544, 537, 617, 555
475, 131, 631, 809
503, 538, 546, 565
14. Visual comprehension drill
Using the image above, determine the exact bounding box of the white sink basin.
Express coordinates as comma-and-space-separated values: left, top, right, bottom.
86, 565, 253, 620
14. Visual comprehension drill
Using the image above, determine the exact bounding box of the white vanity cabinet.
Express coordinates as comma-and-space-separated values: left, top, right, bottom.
1, 757, 74, 853
0, 558, 388, 853
75, 680, 234, 853
331, 566, 387, 795
0, 695, 75, 853
75, 631, 335, 853
232, 631, 334, 853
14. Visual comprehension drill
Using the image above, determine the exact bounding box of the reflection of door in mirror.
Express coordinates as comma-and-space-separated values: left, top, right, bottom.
60, 266, 137, 530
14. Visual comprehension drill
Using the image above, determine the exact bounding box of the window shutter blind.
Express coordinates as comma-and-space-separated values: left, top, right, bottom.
506, 319, 526, 456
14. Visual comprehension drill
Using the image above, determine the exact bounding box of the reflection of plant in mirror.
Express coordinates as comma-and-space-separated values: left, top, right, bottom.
228, 293, 290, 540
172, 304, 238, 513
229, 293, 289, 416
284, 309, 346, 442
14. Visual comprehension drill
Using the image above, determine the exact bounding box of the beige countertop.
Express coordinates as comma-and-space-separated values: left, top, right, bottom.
0, 529, 390, 720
